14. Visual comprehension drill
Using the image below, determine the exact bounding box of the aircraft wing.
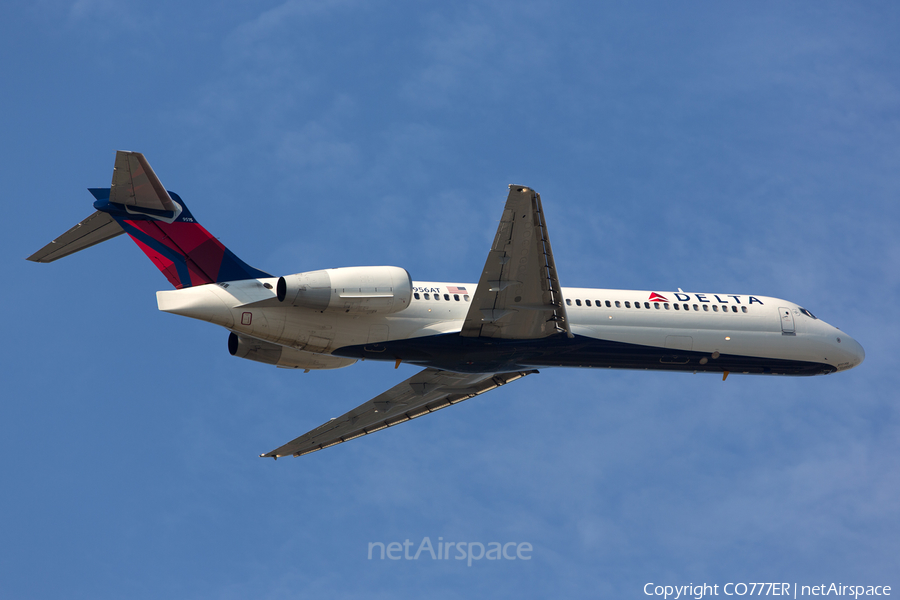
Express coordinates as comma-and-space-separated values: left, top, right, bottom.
460, 185, 571, 339
261, 367, 537, 458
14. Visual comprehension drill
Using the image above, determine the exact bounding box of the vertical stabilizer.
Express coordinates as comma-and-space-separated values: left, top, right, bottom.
28, 151, 271, 289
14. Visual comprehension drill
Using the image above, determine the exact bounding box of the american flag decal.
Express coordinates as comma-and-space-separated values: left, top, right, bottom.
448, 286, 467, 294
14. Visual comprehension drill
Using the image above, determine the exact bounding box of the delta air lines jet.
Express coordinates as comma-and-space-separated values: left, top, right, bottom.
29, 152, 865, 458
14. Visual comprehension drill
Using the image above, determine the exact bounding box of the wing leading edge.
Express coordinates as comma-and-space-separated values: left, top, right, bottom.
262, 368, 537, 458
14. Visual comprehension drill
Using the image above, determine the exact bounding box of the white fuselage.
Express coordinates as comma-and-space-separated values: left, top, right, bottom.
157, 278, 865, 376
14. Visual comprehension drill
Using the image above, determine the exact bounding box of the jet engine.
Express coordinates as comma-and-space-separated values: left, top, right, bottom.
228, 332, 356, 370
276, 266, 412, 315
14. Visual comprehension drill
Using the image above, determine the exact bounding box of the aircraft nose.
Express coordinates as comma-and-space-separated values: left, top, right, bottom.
833, 332, 865, 371
845, 335, 865, 368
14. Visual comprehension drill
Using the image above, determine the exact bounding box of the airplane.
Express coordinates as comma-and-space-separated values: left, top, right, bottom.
29, 151, 865, 459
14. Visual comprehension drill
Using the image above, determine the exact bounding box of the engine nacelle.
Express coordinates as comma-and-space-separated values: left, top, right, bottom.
276, 266, 412, 315
228, 333, 356, 370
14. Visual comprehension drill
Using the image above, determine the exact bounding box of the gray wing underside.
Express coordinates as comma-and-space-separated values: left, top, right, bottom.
263, 185, 565, 459
262, 368, 536, 458
460, 185, 571, 339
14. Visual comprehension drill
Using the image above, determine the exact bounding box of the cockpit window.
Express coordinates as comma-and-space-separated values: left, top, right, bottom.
799, 307, 817, 319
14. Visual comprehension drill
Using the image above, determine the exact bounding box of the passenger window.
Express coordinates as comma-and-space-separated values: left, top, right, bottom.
454, 294, 460, 301
414, 293, 420, 300
596, 300, 602, 306
664, 303, 670, 309
625, 301, 631, 308
435, 294, 440, 301
576, 299, 582, 306
644, 302, 650, 309
615, 301, 621, 308
731, 305, 738, 313
424, 293, 430, 300
464, 295, 470, 302
674, 303, 680, 310
634, 301, 640, 309
442, 294, 449, 301
566, 299, 572, 306
741, 306, 748, 313
605, 301, 611, 308
703, 305, 709, 312
692, 304, 698, 311
713, 305, 718, 312
586, 300, 592, 307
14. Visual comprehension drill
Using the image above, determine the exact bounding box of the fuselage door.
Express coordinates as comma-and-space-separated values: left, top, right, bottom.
779, 307, 795, 334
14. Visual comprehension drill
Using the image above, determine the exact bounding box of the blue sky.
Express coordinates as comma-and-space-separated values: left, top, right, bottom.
2, 2, 898, 598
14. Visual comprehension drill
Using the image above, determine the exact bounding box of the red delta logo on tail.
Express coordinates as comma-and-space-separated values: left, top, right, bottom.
26, 151, 270, 289
648, 292, 668, 302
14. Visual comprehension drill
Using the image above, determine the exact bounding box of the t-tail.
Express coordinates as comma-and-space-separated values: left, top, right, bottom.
27, 151, 270, 288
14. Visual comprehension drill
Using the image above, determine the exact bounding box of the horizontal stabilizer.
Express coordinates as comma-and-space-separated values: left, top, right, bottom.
110, 150, 176, 212
27, 210, 124, 263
